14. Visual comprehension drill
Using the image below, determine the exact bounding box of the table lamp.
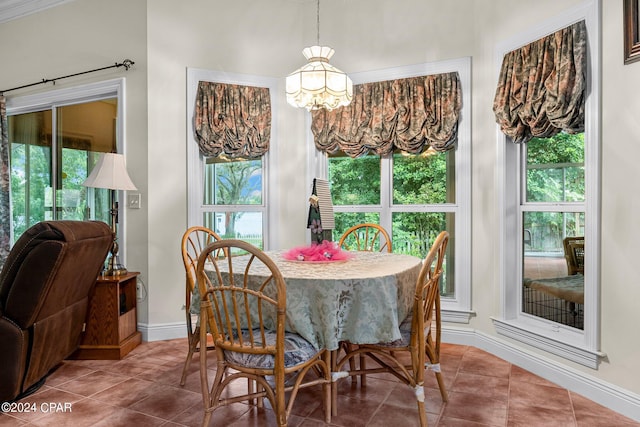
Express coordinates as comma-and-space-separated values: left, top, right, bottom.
82, 152, 137, 276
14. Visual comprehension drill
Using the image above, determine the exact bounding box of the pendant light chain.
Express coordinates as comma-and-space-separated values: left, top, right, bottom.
316, 0, 320, 46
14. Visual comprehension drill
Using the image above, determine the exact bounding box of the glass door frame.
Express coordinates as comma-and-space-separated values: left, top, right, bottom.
6, 78, 128, 259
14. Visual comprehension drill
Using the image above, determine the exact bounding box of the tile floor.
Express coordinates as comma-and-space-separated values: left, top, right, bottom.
1, 339, 638, 427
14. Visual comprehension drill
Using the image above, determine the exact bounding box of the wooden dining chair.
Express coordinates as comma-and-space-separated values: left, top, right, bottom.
179, 226, 222, 386
335, 231, 449, 426
338, 223, 392, 253
563, 236, 584, 275
338, 223, 393, 385
196, 239, 332, 427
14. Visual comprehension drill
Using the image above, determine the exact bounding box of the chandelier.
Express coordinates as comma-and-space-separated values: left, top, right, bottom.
286, 0, 353, 111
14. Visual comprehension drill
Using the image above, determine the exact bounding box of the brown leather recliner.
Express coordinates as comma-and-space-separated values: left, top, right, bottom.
0, 220, 112, 402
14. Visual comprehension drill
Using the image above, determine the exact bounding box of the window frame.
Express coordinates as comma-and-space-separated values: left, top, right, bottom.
494, 0, 604, 368
186, 68, 278, 249
6, 78, 128, 255
310, 57, 472, 322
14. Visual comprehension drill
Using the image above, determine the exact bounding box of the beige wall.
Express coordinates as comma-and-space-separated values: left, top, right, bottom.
0, 0, 150, 320
2, 0, 639, 407
600, 0, 640, 394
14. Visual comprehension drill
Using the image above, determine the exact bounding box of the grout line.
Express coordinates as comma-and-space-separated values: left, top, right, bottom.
13, 339, 633, 426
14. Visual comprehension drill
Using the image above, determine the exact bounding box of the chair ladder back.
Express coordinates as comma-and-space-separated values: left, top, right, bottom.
417, 231, 448, 355
563, 236, 584, 276
182, 226, 222, 296
195, 238, 332, 426
569, 241, 584, 274
339, 223, 392, 253
197, 239, 283, 355
198, 261, 223, 339
335, 230, 450, 425
179, 226, 222, 386
363, 227, 377, 251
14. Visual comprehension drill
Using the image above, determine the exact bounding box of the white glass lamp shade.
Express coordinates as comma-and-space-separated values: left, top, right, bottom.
286, 45, 353, 111
83, 153, 137, 191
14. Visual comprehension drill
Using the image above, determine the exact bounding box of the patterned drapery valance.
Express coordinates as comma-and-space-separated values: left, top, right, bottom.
0, 95, 10, 268
493, 20, 587, 144
194, 81, 271, 158
311, 72, 462, 158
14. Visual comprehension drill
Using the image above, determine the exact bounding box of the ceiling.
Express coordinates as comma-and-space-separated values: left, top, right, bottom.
0, 0, 74, 24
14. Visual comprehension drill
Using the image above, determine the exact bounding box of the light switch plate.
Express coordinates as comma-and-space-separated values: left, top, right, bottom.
127, 193, 141, 209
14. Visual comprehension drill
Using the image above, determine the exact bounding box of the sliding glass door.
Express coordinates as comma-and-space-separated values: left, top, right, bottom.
8, 99, 117, 242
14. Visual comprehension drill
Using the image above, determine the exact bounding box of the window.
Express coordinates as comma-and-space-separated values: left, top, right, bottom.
521, 134, 585, 329
202, 155, 264, 248
329, 148, 456, 298
6, 80, 125, 246
187, 69, 277, 248
314, 58, 472, 321
495, 3, 602, 368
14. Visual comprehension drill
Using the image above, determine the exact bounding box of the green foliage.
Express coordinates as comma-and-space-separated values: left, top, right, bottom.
205, 158, 262, 239
526, 133, 584, 164
334, 213, 380, 240
10, 143, 109, 242
392, 212, 448, 257
11, 144, 51, 238
523, 133, 585, 252
214, 160, 262, 205
330, 133, 584, 257
392, 152, 449, 204
329, 150, 450, 258
526, 133, 585, 203
329, 155, 380, 205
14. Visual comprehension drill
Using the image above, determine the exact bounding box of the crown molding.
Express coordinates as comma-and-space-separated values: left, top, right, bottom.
0, 0, 74, 24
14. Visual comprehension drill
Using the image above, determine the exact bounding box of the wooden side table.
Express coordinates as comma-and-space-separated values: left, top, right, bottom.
71, 271, 142, 360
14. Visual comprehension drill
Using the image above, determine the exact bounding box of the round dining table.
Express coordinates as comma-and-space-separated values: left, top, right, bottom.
200, 250, 423, 352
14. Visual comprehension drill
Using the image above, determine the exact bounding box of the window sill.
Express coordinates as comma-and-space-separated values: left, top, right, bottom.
442, 309, 474, 324
492, 317, 606, 369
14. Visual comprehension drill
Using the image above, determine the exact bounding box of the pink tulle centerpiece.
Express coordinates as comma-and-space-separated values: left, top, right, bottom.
282, 241, 353, 262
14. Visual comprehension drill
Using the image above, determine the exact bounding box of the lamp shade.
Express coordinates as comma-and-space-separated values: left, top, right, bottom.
286, 45, 353, 111
82, 153, 137, 191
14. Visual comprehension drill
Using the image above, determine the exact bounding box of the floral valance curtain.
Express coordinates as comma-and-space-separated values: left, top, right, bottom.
194, 81, 271, 158
311, 72, 462, 158
0, 95, 10, 268
493, 20, 587, 144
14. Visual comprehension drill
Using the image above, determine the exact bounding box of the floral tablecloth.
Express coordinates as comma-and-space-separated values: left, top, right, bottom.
195, 250, 423, 351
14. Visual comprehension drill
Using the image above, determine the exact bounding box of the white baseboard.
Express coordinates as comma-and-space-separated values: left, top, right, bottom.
137, 322, 186, 342
442, 325, 640, 423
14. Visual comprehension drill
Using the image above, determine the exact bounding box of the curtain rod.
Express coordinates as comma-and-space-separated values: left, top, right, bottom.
0, 59, 135, 96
